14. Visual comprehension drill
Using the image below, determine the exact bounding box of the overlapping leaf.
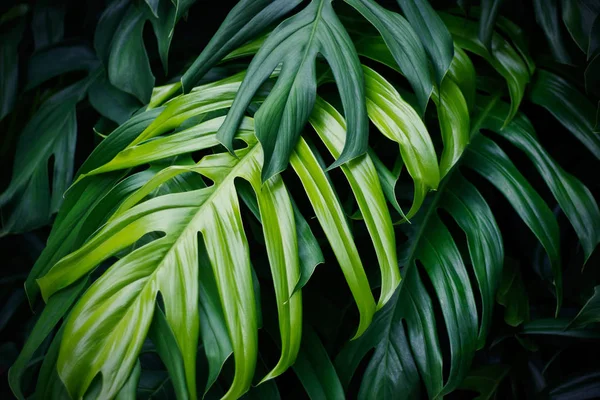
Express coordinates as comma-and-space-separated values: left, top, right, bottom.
441, 12, 531, 124
215, 0, 368, 181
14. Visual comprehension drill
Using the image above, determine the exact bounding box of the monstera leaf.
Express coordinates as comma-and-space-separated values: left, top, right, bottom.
13, 68, 421, 398
6, 1, 600, 400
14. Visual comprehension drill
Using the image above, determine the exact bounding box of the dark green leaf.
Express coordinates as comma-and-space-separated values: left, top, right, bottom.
32, 0, 65, 50
181, 0, 302, 91
197, 237, 232, 395
479, 0, 503, 50
0, 76, 95, 235
26, 42, 100, 89
292, 326, 345, 400
217, 0, 368, 181
148, 0, 196, 73
396, 0, 454, 85
0, 13, 25, 121
88, 76, 142, 124
94, 0, 130, 65
459, 364, 510, 400
521, 319, 600, 339
337, 206, 479, 398
548, 370, 600, 400
115, 361, 142, 400
496, 259, 530, 326
9, 279, 88, 400
568, 286, 600, 329
532, 0, 572, 63
465, 134, 562, 312
530, 70, 600, 160
24, 109, 161, 303
0, 289, 25, 332
345, 0, 434, 113
588, 13, 600, 58
483, 101, 600, 262
107, 3, 154, 103
585, 52, 600, 96
148, 308, 190, 400
145, 0, 160, 18
441, 12, 531, 125
34, 326, 69, 399
442, 173, 503, 347
561, 0, 599, 53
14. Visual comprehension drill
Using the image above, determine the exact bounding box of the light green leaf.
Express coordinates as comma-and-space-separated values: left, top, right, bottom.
447, 46, 477, 113
310, 97, 400, 308
290, 137, 376, 338
434, 75, 470, 178
363, 65, 439, 220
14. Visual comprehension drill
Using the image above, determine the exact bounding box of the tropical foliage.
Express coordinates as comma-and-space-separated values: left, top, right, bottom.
1, 0, 600, 399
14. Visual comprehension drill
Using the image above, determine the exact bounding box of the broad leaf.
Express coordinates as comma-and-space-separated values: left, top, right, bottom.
336, 170, 490, 397
0, 76, 96, 235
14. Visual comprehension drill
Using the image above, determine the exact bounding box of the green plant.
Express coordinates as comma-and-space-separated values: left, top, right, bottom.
2, 0, 600, 399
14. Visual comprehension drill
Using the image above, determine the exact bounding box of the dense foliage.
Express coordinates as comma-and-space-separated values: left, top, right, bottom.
1, 0, 600, 399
